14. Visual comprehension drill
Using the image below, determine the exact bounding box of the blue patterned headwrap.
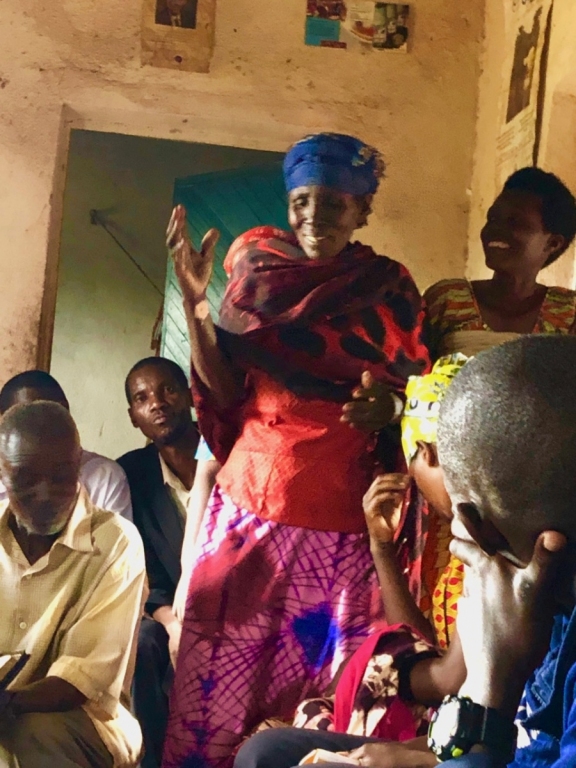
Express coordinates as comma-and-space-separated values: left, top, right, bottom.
283, 133, 384, 196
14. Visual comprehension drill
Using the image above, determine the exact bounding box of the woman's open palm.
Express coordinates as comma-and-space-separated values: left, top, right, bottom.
166, 204, 220, 302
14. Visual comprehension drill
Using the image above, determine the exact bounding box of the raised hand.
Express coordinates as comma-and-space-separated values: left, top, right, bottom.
166, 205, 220, 303
363, 473, 409, 545
453, 516, 567, 718
341, 371, 395, 433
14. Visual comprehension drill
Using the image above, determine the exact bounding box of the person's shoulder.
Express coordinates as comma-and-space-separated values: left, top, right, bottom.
424, 278, 469, 303
81, 450, 127, 482
117, 444, 158, 474
546, 285, 576, 301
88, 501, 145, 569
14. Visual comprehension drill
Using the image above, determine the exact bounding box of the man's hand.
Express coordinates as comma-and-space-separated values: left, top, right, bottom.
166, 620, 182, 669
172, 575, 188, 625
341, 371, 396, 433
345, 739, 436, 767
152, 605, 183, 668
363, 474, 408, 545
452, 522, 567, 718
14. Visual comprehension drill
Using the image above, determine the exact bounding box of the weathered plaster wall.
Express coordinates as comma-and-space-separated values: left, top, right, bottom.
51, 130, 278, 458
466, 0, 576, 287
0, 0, 484, 383
536, 0, 576, 289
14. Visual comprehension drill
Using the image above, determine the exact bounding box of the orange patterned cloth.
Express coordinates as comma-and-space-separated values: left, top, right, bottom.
425, 278, 576, 357
418, 514, 462, 649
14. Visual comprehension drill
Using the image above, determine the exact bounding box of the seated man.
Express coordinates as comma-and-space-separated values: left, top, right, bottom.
0, 401, 146, 768
118, 357, 218, 768
0, 370, 133, 520
235, 335, 576, 768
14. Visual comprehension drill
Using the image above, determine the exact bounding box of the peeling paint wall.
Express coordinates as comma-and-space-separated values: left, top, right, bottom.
0, 0, 484, 383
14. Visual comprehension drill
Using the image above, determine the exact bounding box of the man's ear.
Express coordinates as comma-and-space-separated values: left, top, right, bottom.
128, 407, 138, 429
418, 441, 440, 468
456, 502, 511, 558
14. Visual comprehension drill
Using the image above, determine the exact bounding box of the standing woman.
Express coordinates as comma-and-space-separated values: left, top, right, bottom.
162, 133, 430, 768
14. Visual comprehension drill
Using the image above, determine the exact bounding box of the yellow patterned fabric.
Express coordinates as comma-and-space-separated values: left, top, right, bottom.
401, 353, 468, 463
400, 353, 468, 647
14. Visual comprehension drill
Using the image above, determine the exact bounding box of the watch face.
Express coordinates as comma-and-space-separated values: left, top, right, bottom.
431, 698, 461, 746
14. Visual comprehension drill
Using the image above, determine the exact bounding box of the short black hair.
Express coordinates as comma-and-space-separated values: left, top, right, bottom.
438, 335, 576, 535
125, 357, 189, 404
0, 370, 67, 415
503, 167, 576, 265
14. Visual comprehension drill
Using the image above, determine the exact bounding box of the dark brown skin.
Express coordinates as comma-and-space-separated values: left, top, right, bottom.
0, 423, 87, 717
451, 508, 568, 720
127, 363, 199, 490
287, 185, 370, 262
127, 361, 200, 663
363, 445, 467, 703
166, 192, 394, 433
1, 432, 81, 564
472, 189, 566, 333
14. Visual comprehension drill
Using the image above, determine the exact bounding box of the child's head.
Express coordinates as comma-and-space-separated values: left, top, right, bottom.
402, 354, 468, 520
438, 336, 576, 569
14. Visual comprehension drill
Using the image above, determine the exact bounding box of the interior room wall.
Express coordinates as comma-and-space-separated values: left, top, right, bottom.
51, 130, 277, 457
0, 0, 485, 382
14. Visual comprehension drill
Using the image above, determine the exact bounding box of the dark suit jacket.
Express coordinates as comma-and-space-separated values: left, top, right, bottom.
118, 444, 184, 615
155, 1, 197, 28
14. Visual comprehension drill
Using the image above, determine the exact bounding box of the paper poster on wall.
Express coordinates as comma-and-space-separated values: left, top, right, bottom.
495, 0, 551, 187
305, 2, 410, 51
141, 0, 214, 72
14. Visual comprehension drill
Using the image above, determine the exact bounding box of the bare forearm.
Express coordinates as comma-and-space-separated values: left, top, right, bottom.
410, 631, 467, 706
180, 459, 219, 572
183, 298, 243, 411
11, 676, 86, 714
153, 604, 179, 632
372, 541, 435, 643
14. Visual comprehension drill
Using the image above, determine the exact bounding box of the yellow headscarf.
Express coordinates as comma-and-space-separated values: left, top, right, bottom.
401, 353, 468, 464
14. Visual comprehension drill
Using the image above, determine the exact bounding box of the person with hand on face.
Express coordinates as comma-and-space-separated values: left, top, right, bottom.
426, 168, 576, 359
0, 401, 146, 768
0, 370, 133, 520
235, 356, 469, 768
117, 357, 218, 768
426, 334, 576, 767
162, 133, 430, 768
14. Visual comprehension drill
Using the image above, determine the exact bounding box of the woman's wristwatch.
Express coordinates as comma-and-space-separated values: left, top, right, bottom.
428, 695, 518, 763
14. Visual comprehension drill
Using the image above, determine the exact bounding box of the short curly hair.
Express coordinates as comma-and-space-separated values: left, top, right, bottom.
503, 167, 576, 266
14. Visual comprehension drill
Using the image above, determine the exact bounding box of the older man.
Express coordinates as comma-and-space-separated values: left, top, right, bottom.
0, 370, 133, 520
0, 401, 146, 768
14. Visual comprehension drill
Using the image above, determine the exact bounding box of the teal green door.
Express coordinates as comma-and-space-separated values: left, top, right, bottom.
161, 164, 289, 376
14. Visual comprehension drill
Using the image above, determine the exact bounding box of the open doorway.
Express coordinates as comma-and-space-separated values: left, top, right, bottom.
50, 130, 283, 459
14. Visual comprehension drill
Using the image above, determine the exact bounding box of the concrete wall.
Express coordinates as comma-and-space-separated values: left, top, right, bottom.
0, 0, 485, 385
466, 0, 576, 287
51, 130, 277, 458
536, 0, 576, 289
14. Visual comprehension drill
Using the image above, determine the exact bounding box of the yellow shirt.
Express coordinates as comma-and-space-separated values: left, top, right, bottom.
159, 453, 191, 520
0, 488, 147, 767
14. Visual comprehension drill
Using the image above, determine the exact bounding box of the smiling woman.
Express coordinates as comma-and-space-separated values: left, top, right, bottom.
425, 167, 576, 359
162, 133, 430, 768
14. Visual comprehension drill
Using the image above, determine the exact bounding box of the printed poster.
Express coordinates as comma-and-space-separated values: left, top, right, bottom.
495, 0, 552, 186
141, 0, 215, 72
305, 2, 410, 52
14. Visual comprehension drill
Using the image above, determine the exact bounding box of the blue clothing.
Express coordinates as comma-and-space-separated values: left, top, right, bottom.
195, 436, 216, 462
282, 133, 382, 195
447, 607, 576, 767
